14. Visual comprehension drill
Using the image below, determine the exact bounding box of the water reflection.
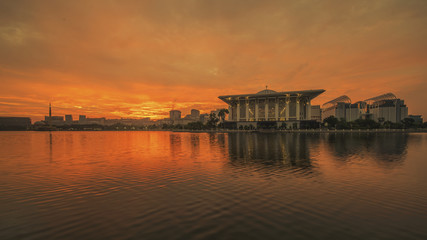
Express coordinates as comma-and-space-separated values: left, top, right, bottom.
324, 133, 408, 166
169, 133, 182, 157
190, 134, 200, 158
227, 133, 319, 169
49, 132, 53, 163
226, 132, 409, 170
0, 131, 425, 240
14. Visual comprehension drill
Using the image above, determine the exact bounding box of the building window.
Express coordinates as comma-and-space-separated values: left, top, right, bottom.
258, 99, 265, 121
268, 98, 276, 120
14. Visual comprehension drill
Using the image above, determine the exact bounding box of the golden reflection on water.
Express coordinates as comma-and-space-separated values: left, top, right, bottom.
30, 131, 412, 181
0, 131, 426, 240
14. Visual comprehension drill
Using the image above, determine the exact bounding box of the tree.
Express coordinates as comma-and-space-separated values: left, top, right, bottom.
217, 109, 229, 123
186, 121, 205, 130
336, 118, 350, 129
352, 119, 380, 129
323, 116, 339, 129
383, 121, 393, 129
206, 113, 219, 129
402, 118, 415, 129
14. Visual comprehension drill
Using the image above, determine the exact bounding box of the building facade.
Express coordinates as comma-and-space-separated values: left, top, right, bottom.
322, 93, 408, 123
322, 96, 368, 122
190, 109, 200, 120
218, 88, 325, 129
0, 117, 32, 130
310, 105, 322, 122
365, 93, 408, 123
45, 116, 65, 126
169, 110, 181, 122
79, 115, 86, 123
65, 115, 73, 124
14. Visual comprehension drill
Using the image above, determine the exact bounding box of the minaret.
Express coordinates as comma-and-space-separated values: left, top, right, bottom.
48, 102, 52, 125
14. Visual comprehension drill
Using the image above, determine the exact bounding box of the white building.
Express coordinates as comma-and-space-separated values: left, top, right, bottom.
365, 93, 408, 123
322, 93, 408, 123
322, 96, 368, 122
218, 88, 325, 129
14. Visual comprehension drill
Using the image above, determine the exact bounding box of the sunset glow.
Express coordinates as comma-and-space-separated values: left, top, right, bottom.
1, 0, 426, 121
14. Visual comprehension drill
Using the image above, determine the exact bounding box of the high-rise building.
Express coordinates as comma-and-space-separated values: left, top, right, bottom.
79, 115, 86, 124
169, 110, 181, 122
191, 109, 200, 120
65, 115, 73, 123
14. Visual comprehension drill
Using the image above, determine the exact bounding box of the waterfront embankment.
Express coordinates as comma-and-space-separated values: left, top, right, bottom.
172, 128, 427, 133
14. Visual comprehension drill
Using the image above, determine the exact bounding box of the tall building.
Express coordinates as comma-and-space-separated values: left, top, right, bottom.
44, 103, 65, 126
65, 115, 73, 124
218, 88, 325, 129
169, 110, 181, 122
44, 102, 52, 124
322, 93, 408, 123
79, 115, 87, 124
191, 109, 200, 120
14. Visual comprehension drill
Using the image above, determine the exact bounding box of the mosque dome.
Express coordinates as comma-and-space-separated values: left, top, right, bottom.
256, 89, 277, 95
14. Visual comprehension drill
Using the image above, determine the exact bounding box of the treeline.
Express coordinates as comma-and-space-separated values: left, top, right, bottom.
161, 113, 221, 130
323, 116, 427, 130
37, 113, 223, 131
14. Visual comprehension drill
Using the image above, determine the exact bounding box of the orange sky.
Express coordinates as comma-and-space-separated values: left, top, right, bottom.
1, 0, 426, 122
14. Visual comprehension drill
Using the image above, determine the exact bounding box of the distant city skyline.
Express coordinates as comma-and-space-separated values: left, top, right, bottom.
1, 1, 426, 121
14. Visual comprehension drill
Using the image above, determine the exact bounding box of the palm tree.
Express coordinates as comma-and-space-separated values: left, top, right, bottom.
217, 109, 229, 129
218, 109, 229, 123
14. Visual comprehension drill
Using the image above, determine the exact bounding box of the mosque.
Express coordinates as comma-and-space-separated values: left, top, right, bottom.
218, 87, 325, 129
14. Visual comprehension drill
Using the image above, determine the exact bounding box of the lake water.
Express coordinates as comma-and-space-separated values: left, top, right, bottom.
1, 131, 426, 240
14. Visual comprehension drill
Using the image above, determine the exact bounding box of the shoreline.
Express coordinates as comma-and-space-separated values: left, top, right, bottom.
2, 129, 427, 133
171, 129, 427, 133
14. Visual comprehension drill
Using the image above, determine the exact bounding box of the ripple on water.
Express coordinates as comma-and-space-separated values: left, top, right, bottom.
0, 131, 426, 240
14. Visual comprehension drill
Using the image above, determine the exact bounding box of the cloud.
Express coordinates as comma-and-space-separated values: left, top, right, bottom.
1, 0, 427, 121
